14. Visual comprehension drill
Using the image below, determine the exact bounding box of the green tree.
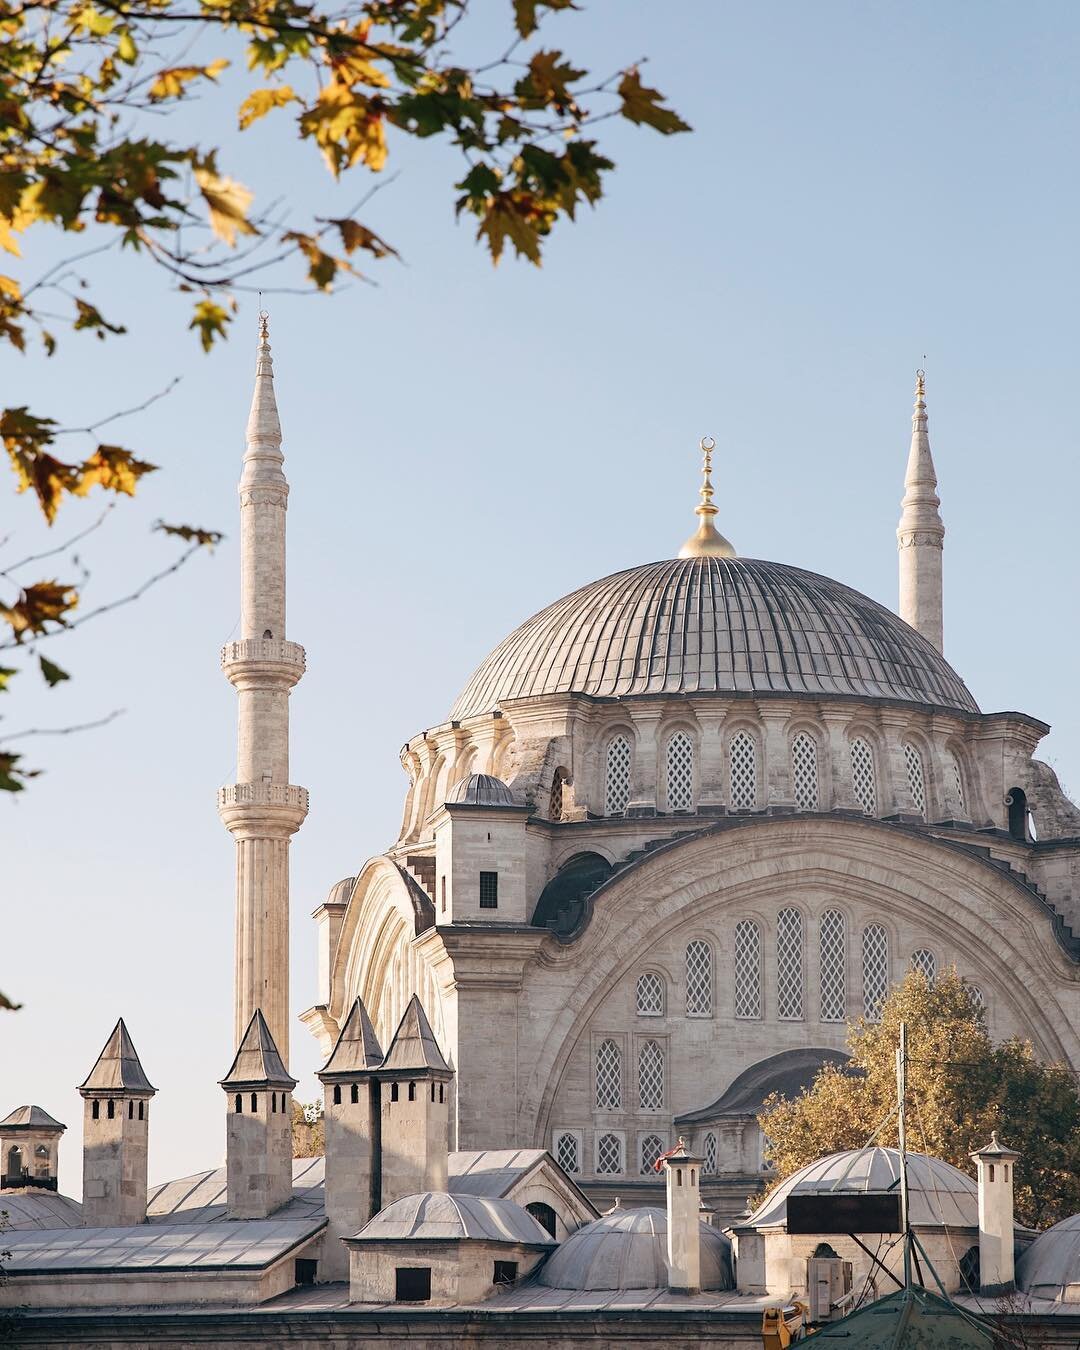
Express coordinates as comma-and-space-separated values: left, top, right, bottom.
758, 968, 1080, 1229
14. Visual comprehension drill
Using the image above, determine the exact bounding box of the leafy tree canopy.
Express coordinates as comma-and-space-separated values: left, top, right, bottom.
759, 968, 1080, 1229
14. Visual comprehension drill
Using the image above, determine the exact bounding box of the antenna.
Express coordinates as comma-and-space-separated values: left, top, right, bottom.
896, 1020, 912, 1288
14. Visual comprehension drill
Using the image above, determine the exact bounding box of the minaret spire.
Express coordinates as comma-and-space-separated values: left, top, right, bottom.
218, 313, 308, 1066
678, 436, 736, 559
896, 369, 945, 652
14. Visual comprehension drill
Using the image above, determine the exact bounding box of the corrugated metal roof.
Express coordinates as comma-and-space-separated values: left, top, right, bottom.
352, 1192, 554, 1245
1, 1190, 83, 1230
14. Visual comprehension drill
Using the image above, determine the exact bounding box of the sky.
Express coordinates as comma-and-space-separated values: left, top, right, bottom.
3, 1, 1078, 1192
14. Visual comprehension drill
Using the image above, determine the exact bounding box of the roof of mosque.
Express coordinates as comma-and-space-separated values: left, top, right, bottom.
350, 1192, 555, 1245
446, 773, 518, 807
0, 1190, 83, 1230
449, 556, 978, 720
1017, 1212, 1080, 1299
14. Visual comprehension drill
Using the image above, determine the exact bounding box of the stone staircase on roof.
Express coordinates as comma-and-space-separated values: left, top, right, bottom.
405, 853, 436, 902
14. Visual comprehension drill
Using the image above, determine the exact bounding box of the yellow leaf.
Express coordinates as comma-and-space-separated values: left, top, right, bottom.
193, 167, 256, 246
0, 275, 20, 300
149, 59, 229, 101
0, 219, 22, 258
238, 86, 298, 131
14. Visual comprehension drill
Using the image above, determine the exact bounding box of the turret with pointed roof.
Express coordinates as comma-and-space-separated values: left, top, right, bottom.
220, 1009, 297, 1090
220, 1008, 295, 1220
897, 369, 945, 653
77, 1019, 156, 1227
376, 996, 454, 1209
318, 996, 383, 1082
0, 1105, 66, 1193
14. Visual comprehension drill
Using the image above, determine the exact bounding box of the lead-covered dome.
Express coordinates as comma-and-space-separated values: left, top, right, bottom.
450, 557, 977, 720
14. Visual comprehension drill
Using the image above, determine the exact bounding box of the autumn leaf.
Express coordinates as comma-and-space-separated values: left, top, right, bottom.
73, 298, 126, 339
318, 216, 399, 259
148, 59, 229, 102
77, 445, 157, 497
189, 300, 231, 351
193, 163, 256, 245
0, 983, 23, 1007
515, 50, 586, 116
477, 192, 544, 265
39, 654, 70, 686
282, 231, 341, 288
0, 580, 79, 640
512, 0, 578, 39
238, 85, 299, 130
617, 68, 691, 135
0, 666, 16, 691
0, 218, 21, 257
154, 520, 224, 549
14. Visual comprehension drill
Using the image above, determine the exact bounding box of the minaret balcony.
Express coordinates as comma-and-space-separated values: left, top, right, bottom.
221, 638, 306, 686
217, 782, 309, 833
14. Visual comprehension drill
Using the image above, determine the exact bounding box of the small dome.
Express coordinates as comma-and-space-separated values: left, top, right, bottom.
353, 1192, 554, 1245
1017, 1213, 1080, 1299
539, 1205, 734, 1291
447, 773, 516, 807
324, 876, 356, 906
748, 1147, 977, 1229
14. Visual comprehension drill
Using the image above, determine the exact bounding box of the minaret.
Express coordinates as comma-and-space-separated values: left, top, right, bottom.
897, 370, 945, 652
218, 314, 308, 1065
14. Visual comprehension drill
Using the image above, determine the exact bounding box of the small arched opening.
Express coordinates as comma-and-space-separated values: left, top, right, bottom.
525, 1201, 558, 1238
5, 1144, 23, 1183
1006, 787, 1031, 842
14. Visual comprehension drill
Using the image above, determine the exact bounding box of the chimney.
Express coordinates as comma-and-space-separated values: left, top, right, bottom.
77, 1019, 156, 1227
662, 1138, 703, 1294
970, 1132, 1019, 1293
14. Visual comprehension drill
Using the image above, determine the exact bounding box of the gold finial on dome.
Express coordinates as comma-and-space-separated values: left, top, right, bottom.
678, 435, 736, 558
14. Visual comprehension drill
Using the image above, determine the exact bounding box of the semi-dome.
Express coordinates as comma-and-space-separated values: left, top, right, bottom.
538, 1204, 733, 1291
450, 557, 978, 721
749, 1147, 978, 1229
352, 1192, 554, 1245
1016, 1213, 1080, 1299
447, 773, 517, 807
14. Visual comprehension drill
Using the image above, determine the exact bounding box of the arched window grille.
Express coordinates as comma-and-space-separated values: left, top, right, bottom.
640, 1134, 666, 1175
549, 770, 566, 822
638, 1041, 665, 1111
850, 737, 877, 816
862, 924, 889, 1020
819, 909, 846, 1023
729, 730, 758, 809
776, 908, 804, 1020
636, 971, 664, 1017
666, 732, 694, 812
685, 940, 713, 1016
605, 735, 632, 816
595, 1039, 622, 1110
703, 1132, 718, 1175
911, 948, 937, 984
791, 732, 819, 811
734, 920, 762, 1019
966, 983, 985, 1012
904, 743, 926, 817
949, 754, 966, 812
555, 1131, 580, 1174
596, 1133, 624, 1175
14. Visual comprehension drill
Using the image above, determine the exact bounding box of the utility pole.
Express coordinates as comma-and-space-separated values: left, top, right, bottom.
895, 1020, 912, 1288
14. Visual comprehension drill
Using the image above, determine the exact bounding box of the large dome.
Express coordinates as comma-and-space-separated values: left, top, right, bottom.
450, 557, 977, 720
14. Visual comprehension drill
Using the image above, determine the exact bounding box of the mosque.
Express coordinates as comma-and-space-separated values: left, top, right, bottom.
4, 322, 1080, 1345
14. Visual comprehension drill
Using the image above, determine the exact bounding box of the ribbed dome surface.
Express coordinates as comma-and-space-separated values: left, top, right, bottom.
538, 1205, 733, 1291
450, 557, 977, 720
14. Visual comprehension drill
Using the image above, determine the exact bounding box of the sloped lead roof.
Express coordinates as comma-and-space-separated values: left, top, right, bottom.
220, 1010, 297, 1090
0, 1104, 66, 1132
78, 1019, 156, 1096
380, 995, 452, 1075
449, 556, 979, 719
539, 1205, 733, 1291
351, 1192, 554, 1245
317, 996, 382, 1080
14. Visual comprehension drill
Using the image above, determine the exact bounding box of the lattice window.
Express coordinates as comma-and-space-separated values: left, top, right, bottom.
636, 972, 664, 1017
667, 731, 694, 812
638, 1040, 665, 1111
949, 755, 966, 812
640, 1133, 666, 1174
791, 732, 819, 811
777, 908, 804, 1020
729, 729, 758, 809
595, 1039, 622, 1110
605, 735, 632, 815
685, 940, 713, 1016
703, 1132, 718, 1175
967, 983, 985, 1011
862, 924, 889, 1020
850, 737, 877, 816
549, 770, 565, 822
734, 919, 762, 1019
904, 743, 926, 817
555, 1131, 580, 1174
819, 909, 846, 1023
911, 948, 937, 984
596, 1132, 623, 1175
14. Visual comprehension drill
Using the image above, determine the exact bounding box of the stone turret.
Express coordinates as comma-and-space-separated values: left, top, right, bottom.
375, 996, 454, 1209
662, 1139, 703, 1294
897, 369, 945, 652
317, 996, 384, 1280
970, 1132, 1019, 1294
218, 314, 307, 1066
77, 1020, 156, 1227
220, 1009, 297, 1220
0, 1106, 65, 1192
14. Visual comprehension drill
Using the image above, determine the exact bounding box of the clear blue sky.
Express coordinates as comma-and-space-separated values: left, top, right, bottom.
3, 1, 1078, 1190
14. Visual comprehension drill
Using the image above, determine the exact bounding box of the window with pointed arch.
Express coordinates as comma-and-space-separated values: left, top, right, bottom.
596, 1132, 624, 1175
862, 924, 889, 1020
595, 1039, 622, 1110
904, 743, 927, 817
776, 908, 804, 1020
850, 736, 877, 816
666, 731, 694, 812
703, 1132, 718, 1175
911, 948, 937, 985
734, 919, 762, 1019
819, 909, 846, 1023
640, 1133, 666, 1174
948, 753, 967, 813
605, 734, 632, 816
554, 1130, 581, 1174
729, 729, 758, 809
636, 971, 665, 1017
549, 769, 567, 822
638, 1040, 664, 1111
966, 983, 985, 1013
685, 940, 713, 1016
791, 731, 819, 811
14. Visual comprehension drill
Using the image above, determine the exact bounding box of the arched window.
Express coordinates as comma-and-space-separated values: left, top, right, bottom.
638, 1040, 664, 1111
6, 1145, 22, 1180
1007, 787, 1029, 841
967, 983, 985, 1012
850, 737, 877, 816
666, 732, 694, 812
949, 754, 966, 813
904, 743, 926, 817
596, 1133, 624, 1175
777, 908, 804, 1020
729, 730, 758, 809
791, 732, 819, 811
911, 948, 936, 984
862, 924, 889, 1020
554, 1131, 580, 1174
734, 919, 762, 1019
549, 769, 566, 822
595, 1039, 622, 1110
640, 1134, 666, 1174
605, 735, 632, 815
819, 909, 846, 1023
526, 1201, 558, 1237
703, 1132, 718, 1175
685, 940, 713, 1016
636, 971, 664, 1017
